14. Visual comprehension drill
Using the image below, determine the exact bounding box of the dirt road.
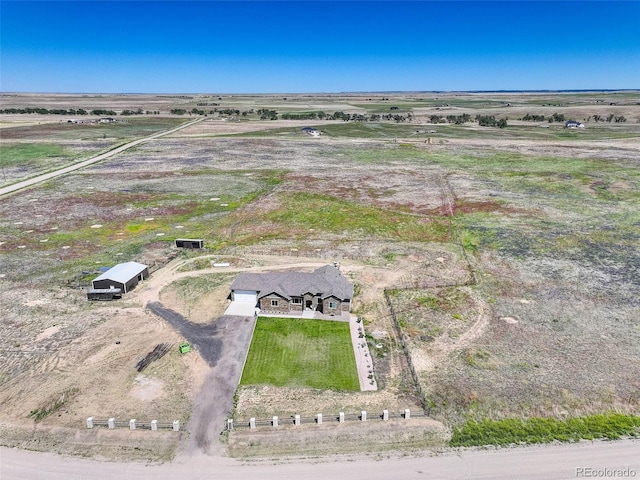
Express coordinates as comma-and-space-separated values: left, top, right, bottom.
2, 439, 638, 479
146, 303, 256, 456
0, 118, 204, 197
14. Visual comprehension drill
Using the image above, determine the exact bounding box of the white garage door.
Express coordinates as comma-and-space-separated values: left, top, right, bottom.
233, 290, 258, 304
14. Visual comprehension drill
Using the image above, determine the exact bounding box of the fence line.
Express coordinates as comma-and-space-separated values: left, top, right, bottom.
86, 417, 180, 431
439, 174, 478, 286
228, 409, 422, 430
384, 290, 432, 416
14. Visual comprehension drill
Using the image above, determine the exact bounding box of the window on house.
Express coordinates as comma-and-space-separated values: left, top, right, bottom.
271, 299, 279, 307
329, 301, 337, 309
292, 298, 302, 304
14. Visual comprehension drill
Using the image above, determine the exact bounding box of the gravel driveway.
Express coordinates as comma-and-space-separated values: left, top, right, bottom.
147, 302, 256, 456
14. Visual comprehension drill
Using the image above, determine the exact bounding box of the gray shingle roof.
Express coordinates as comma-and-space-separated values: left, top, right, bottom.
231, 265, 353, 301
92, 261, 147, 284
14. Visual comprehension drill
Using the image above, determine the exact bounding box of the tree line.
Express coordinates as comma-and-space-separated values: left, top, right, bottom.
520, 112, 627, 123
428, 114, 507, 128
0, 107, 161, 116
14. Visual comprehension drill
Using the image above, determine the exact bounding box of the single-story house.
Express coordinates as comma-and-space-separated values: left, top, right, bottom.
565, 120, 585, 129
91, 261, 149, 293
301, 126, 320, 137
230, 265, 353, 316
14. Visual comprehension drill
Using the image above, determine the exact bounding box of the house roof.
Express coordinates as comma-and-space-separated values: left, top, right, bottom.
231, 265, 353, 301
92, 261, 148, 284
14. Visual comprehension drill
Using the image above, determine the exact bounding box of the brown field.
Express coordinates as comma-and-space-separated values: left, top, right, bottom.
0, 92, 639, 460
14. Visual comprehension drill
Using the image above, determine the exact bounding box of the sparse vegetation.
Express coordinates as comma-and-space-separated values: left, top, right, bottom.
29, 387, 80, 421
0, 91, 638, 460
262, 192, 450, 242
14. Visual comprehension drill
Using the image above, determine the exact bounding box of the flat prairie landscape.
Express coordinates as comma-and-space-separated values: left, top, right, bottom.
0, 91, 639, 459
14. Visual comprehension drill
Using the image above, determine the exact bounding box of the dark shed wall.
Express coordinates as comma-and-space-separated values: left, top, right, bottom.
175, 239, 204, 248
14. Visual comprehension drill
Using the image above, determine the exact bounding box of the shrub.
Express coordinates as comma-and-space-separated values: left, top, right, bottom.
451, 413, 640, 447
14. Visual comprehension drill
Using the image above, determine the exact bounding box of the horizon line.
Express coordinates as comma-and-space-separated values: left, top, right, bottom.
2, 89, 639, 96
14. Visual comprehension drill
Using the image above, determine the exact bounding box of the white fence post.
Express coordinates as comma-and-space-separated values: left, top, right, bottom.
294, 414, 301, 426
151, 420, 158, 431
272, 416, 279, 427
108, 418, 115, 429
173, 420, 180, 431
339, 412, 345, 423
129, 419, 136, 430
317, 413, 322, 425
249, 418, 256, 429
404, 409, 410, 420
361, 410, 367, 422
86, 417, 94, 429
383, 410, 389, 421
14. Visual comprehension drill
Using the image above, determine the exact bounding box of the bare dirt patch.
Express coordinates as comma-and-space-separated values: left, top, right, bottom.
227, 417, 449, 458
130, 375, 165, 402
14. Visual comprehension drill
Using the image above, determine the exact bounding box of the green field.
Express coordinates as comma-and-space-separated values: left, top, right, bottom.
240, 317, 360, 391
265, 191, 450, 241
0, 143, 68, 168
451, 413, 640, 447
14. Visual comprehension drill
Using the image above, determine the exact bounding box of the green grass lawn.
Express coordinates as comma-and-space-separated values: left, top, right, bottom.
240, 317, 360, 391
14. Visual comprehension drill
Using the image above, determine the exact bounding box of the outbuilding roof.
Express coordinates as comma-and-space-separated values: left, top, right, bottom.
231, 265, 353, 301
92, 261, 148, 284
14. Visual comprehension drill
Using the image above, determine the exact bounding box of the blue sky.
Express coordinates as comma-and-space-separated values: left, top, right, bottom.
1, 1, 639, 93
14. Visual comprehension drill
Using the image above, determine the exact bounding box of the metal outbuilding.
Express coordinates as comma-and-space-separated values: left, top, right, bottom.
91, 261, 149, 293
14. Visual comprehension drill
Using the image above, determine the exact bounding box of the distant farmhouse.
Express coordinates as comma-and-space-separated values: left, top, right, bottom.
565, 120, 585, 129
301, 126, 320, 137
230, 265, 353, 316
91, 261, 149, 293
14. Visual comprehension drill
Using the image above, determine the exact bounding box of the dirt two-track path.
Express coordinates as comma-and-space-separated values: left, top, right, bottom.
0, 117, 205, 197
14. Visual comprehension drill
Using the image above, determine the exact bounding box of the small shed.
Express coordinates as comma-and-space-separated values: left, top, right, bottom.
175, 238, 204, 249
91, 261, 149, 293
87, 288, 122, 301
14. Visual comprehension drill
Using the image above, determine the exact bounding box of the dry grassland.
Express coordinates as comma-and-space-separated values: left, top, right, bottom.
0, 92, 639, 460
